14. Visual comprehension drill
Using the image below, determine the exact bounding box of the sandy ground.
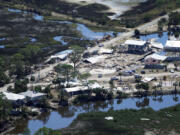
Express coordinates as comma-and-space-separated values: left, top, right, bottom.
64, 0, 146, 19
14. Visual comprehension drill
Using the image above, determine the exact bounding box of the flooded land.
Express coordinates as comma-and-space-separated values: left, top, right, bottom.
9, 95, 180, 135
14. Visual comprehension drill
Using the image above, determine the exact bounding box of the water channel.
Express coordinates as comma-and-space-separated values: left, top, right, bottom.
11, 94, 180, 135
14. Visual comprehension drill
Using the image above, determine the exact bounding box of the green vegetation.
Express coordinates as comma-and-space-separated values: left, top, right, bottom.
8, 78, 28, 93
22, 127, 62, 135
1, 0, 179, 29
63, 104, 180, 135
54, 64, 73, 88
69, 45, 84, 76
73, 88, 114, 104
0, 93, 12, 122
35, 127, 62, 135
0, 6, 92, 86
136, 82, 149, 91
120, 0, 180, 28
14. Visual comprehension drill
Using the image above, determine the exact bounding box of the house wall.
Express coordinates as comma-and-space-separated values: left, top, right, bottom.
127, 44, 147, 53
164, 47, 180, 52
145, 58, 160, 65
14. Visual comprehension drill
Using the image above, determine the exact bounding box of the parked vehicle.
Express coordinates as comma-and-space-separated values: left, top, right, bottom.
134, 74, 142, 79
170, 69, 175, 73
111, 76, 119, 81
141, 70, 146, 74
98, 74, 102, 78
99, 44, 104, 47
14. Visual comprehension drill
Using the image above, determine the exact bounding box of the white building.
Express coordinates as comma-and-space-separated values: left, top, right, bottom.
164, 40, 180, 52
20, 90, 46, 101
150, 42, 163, 49
84, 56, 106, 64
144, 53, 166, 68
46, 50, 73, 62
99, 48, 113, 54
164, 41, 180, 61
64, 82, 101, 96
125, 40, 148, 54
2, 92, 26, 102
145, 53, 167, 65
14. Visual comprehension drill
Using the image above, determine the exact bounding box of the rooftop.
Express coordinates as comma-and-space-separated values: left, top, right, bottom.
165, 40, 180, 48
145, 53, 167, 61
2, 92, 25, 101
99, 48, 113, 54
84, 55, 106, 64
125, 40, 146, 46
151, 42, 163, 49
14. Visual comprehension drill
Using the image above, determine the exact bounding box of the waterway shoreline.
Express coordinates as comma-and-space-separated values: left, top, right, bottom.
3, 90, 180, 135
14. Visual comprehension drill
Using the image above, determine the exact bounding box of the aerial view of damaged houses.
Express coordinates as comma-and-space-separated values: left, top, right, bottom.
0, 0, 180, 135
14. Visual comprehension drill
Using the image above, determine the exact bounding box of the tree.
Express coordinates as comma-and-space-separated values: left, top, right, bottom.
152, 85, 158, 101
14, 79, 28, 93
0, 57, 6, 71
0, 93, 12, 122
143, 15, 151, 23
0, 71, 10, 87
69, 45, 84, 77
109, 80, 115, 91
134, 29, 140, 38
54, 64, 73, 87
173, 81, 178, 94
44, 85, 51, 98
35, 127, 62, 135
136, 82, 149, 96
35, 85, 42, 92
20, 45, 41, 64
11, 53, 26, 78
30, 76, 35, 82
79, 73, 92, 89
23, 128, 31, 135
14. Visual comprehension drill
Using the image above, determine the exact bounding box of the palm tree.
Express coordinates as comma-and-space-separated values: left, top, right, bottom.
152, 85, 158, 101
173, 81, 178, 94
54, 64, 73, 88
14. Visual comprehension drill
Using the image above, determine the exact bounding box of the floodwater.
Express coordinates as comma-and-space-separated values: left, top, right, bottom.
0, 37, 6, 41
31, 38, 37, 42
8, 8, 44, 21
140, 32, 169, 55
140, 32, 169, 46
7, 8, 120, 41
54, 21, 119, 40
33, 14, 44, 21
76, 24, 116, 40
11, 94, 180, 135
0, 45, 5, 49
53, 36, 68, 45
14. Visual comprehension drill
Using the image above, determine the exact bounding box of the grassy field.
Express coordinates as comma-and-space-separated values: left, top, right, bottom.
62, 104, 180, 135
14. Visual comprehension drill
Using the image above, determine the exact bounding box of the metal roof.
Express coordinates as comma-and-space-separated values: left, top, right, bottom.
145, 53, 167, 61
2, 92, 25, 101
165, 40, 180, 48
125, 40, 146, 46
